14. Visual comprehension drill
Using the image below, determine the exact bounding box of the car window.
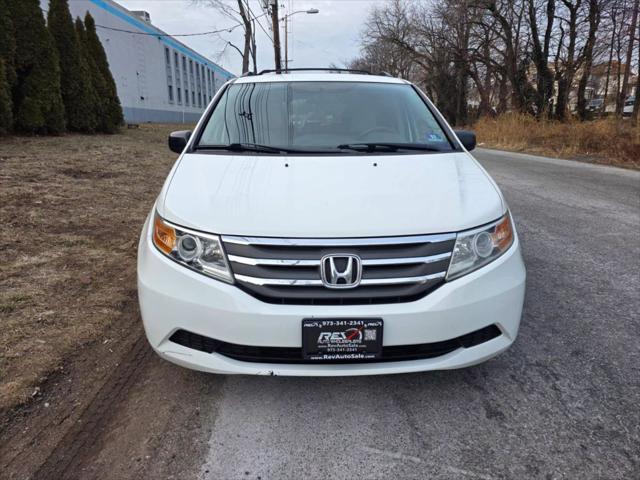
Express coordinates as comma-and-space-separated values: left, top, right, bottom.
197, 81, 453, 152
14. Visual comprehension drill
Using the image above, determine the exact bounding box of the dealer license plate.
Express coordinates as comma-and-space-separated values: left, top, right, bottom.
302, 318, 383, 361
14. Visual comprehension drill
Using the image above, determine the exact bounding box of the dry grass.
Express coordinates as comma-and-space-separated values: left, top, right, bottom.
473, 113, 640, 169
0, 124, 189, 412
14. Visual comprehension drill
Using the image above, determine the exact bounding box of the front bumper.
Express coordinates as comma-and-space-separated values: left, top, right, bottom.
137, 216, 526, 376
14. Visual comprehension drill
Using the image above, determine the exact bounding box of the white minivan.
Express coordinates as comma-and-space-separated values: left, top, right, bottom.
138, 69, 526, 376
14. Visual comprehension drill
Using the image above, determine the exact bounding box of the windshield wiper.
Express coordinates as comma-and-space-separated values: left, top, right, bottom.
195, 143, 331, 154
336, 143, 444, 153
195, 143, 291, 153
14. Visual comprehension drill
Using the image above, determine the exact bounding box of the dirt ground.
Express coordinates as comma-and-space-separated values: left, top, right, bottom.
0, 125, 183, 415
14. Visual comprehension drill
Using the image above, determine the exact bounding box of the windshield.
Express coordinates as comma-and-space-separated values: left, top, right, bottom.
196, 81, 454, 153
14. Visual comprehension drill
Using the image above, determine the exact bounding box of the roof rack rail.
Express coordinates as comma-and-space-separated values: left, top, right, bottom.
257, 67, 373, 75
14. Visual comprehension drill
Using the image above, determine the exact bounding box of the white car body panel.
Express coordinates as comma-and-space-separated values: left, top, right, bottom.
159, 152, 504, 237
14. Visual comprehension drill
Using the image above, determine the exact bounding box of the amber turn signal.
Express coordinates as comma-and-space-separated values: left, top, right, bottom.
493, 213, 514, 251
153, 214, 176, 254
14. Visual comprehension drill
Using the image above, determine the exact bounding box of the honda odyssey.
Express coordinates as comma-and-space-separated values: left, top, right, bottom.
137, 69, 526, 376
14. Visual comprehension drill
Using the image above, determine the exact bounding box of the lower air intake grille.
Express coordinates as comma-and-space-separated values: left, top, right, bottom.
169, 325, 502, 364
221, 233, 456, 305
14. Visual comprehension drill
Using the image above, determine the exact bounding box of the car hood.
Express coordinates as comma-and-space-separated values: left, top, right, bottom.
160, 152, 504, 237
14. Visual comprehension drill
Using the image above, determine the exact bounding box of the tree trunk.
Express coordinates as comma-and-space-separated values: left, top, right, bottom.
617, 0, 639, 117
237, 0, 251, 74
577, 0, 601, 120
633, 20, 640, 122
555, 1, 581, 120
454, 5, 470, 126
486, 0, 531, 113
497, 71, 508, 113
528, 0, 555, 117
470, 64, 492, 118
250, 19, 257, 74
602, 3, 618, 114
270, 0, 282, 71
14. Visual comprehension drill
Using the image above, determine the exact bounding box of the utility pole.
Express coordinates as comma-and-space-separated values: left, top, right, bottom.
270, 0, 282, 72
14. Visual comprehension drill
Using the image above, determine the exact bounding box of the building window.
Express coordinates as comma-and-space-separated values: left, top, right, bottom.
173, 52, 181, 105
203, 65, 207, 99
182, 56, 189, 106
165, 47, 173, 104
201, 65, 206, 98
202, 65, 209, 94
195, 64, 201, 107
189, 61, 196, 107
206, 69, 211, 100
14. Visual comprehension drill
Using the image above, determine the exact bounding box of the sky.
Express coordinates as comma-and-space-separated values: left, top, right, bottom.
114, 0, 383, 76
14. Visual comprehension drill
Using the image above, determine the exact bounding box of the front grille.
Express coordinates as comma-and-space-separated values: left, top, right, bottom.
221, 234, 456, 305
169, 325, 502, 364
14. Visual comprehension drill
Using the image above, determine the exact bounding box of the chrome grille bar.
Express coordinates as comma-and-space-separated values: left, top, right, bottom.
228, 255, 320, 267
234, 275, 323, 286
364, 252, 451, 266
361, 272, 446, 285
234, 272, 446, 287
222, 233, 456, 247
228, 252, 451, 267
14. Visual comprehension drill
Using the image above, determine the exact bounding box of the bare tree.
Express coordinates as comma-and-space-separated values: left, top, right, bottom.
601, 1, 620, 112
480, 0, 537, 114
353, 0, 631, 123
576, 0, 602, 119
197, 0, 258, 73
617, 0, 639, 116
553, 0, 583, 119
634, 20, 640, 121
528, 0, 556, 117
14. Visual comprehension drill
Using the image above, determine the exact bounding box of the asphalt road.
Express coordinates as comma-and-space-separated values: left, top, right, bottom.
23, 150, 640, 479
194, 150, 640, 480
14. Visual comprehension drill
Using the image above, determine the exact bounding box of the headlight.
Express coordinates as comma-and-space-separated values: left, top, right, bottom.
446, 212, 514, 280
152, 213, 233, 283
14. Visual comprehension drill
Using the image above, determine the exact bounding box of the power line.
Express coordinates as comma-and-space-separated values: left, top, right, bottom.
246, 4, 273, 42
94, 22, 243, 36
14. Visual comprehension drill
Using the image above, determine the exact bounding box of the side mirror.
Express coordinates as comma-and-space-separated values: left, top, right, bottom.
169, 130, 192, 153
454, 130, 476, 151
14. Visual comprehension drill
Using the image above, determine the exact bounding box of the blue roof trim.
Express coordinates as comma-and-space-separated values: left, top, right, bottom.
89, 0, 235, 79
